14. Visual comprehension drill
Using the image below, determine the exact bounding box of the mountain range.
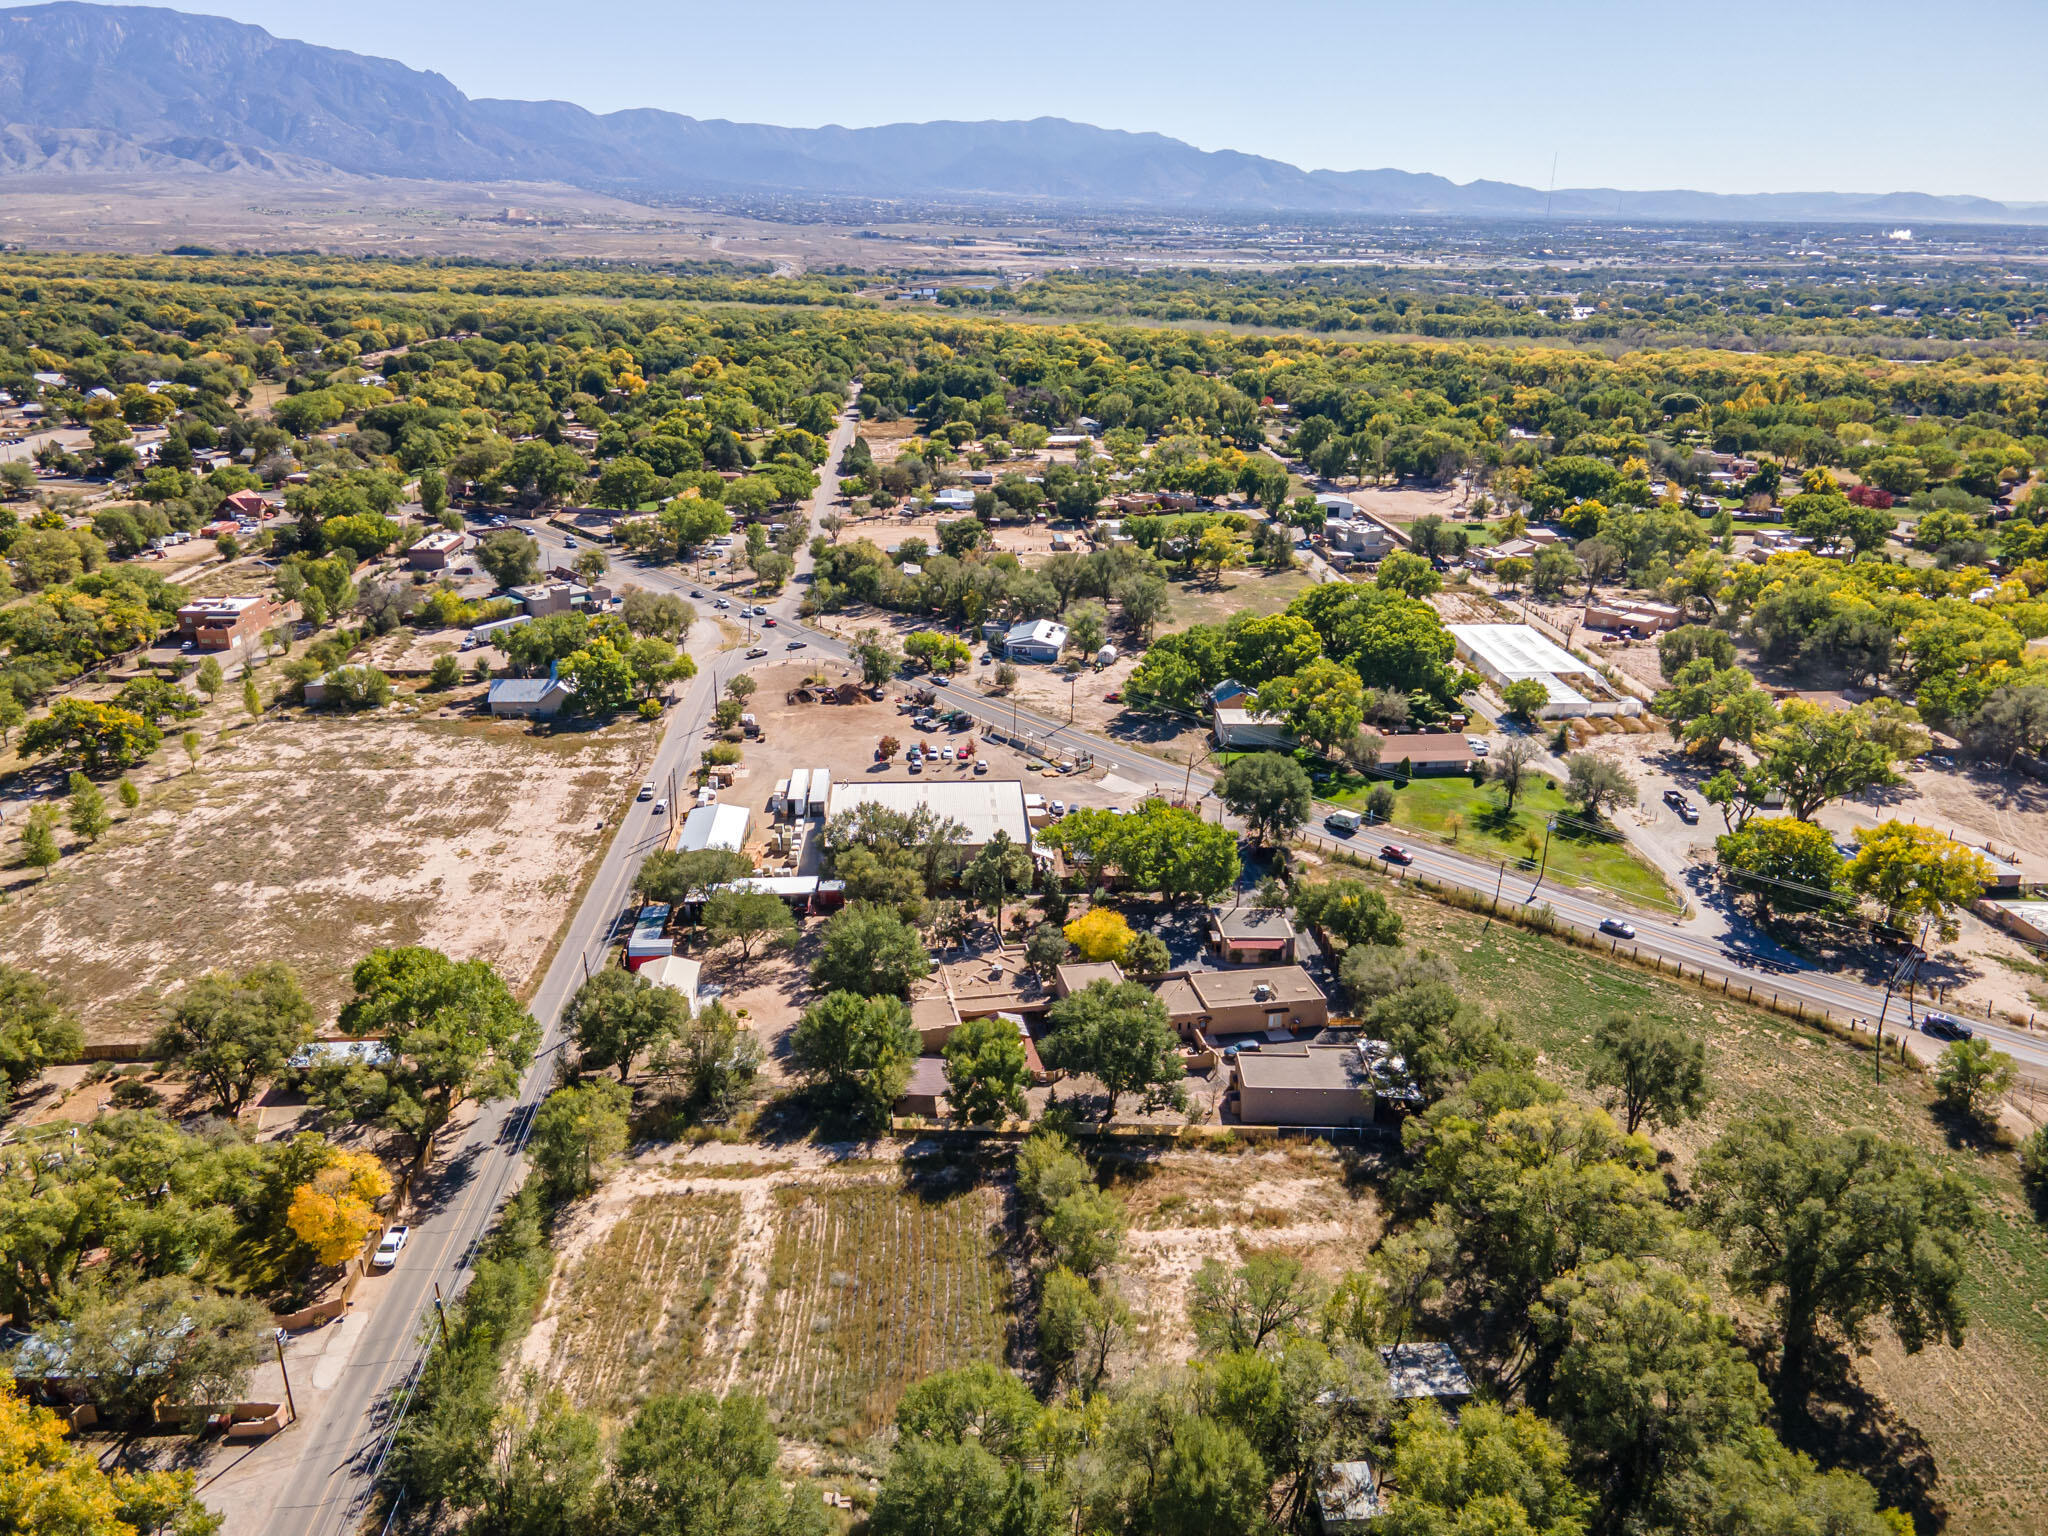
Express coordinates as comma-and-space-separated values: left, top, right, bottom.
0, 2, 2038, 224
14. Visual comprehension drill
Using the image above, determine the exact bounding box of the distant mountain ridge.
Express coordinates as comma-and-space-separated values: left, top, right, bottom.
0, 2, 2038, 223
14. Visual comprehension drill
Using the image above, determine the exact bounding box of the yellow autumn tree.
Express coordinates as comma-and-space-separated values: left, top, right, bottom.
1064, 908, 1135, 963
286, 1151, 392, 1266
0, 1372, 215, 1535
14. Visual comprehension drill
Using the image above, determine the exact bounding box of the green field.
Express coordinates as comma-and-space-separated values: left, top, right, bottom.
1382, 887, 2048, 1536
1158, 566, 1317, 634
1323, 770, 1676, 908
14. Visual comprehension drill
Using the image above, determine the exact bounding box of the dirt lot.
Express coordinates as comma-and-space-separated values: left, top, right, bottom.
0, 703, 657, 1042
522, 1145, 1011, 1444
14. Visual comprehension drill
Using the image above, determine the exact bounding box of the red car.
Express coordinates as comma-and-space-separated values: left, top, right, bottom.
764, 617, 777, 627
1379, 844, 1413, 865
1103, 691, 1122, 703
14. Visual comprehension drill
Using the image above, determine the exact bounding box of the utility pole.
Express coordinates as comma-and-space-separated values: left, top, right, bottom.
1527, 818, 1556, 900
274, 1333, 297, 1424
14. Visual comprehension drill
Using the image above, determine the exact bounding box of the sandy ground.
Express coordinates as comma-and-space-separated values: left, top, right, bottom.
0, 706, 658, 1041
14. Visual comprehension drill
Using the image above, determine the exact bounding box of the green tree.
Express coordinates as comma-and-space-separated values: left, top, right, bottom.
561, 637, 636, 715
611, 1391, 826, 1536
429, 652, 461, 689
1040, 1184, 1129, 1279
0, 964, 84, 1094
1488, 736, 1539, 811
850, 630, 901, 686
636, 847, 753, 907
1933, 1038, 2017, 1129
1565, 751, 1637, 818
789, 990, 919, 1126
1533, 1257, 1771, 1533
33, 1276, 269, 1429
477, 528, 542, 588
1844, 821, 1994, 940
194, 654, 223, 701
1755, 700, 1912, 820
529, 1078, 631, 1199
1292, 879, 1403, 948
962, 830, 1032, 932
242, 671, 262, 718
1188, 1253, 1323, 1354
703, 888, 799, 971
621, 587, 694, 640
1041, 979, 1186, 1121
943, 1014, 1030, 1124
318, 946, 540, 1166
811, 902, 933, 996
1378, 1401, 1591, 1536
566, 966, 689, 1081
1043, 802, 1239, 902
153, 962, 315, 1118
1694, 1116, 1975, 1406
19, 804, 59, 877
1255, 659, 1365, 757
1714, 816, 1845, 921
1584, 1011, 1708, 1135
65, 772, 109, 844
1376, 549, 1442, 598
655, 1000, 763, 1119
1037, 1264, 1131, 1394
20, 698, 161, 773
1218, 752, 1312, 846
1501, 677, 1551, 722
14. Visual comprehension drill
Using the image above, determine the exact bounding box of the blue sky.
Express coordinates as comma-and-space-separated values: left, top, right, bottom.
126, 0, 2048, 198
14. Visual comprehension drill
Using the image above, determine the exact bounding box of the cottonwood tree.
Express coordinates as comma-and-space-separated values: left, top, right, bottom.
1844, 822, 1993, 940
1584, 1012, 1709, 1135
1565, 752, 1637, 818
1218, 752, 1312, 846
1037, 1264, 1132, 1394
529, 1079, 631, 1199
1189, 1253, 1324, 1354
810, 902, 932, 997
942, 1014, 1030, 1124
565, 967, 689, 1081
703, 888, 798, 972
1041, 979, 1185, 1121
320, 946, 539, 1167
1693, 1115, 1975, 1408
0, 964, 83, 1094
789, 991, 918, 1127
34, 1276, 270, 1428
636, 847, 752, 908
1933, 1038, 2017, 1130
153, 961, 316, 1117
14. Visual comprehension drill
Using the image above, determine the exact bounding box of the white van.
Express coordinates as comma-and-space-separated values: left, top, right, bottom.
1324, 809, 1362, 835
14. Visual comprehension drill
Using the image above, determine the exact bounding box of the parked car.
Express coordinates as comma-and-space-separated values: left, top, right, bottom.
1675, 800, 1699, 824
1921, 1011, 1974, 1041
372, 1226, 409, 1269
1466, 736, 1489, 755
1661, 788, 1686, 808
1380, 844, 1413, 865
1598, 917, 1637, 940
973, 760, 989, 775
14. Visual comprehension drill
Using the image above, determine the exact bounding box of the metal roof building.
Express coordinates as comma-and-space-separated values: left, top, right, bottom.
823, 778, 1031, 853
678, 803, 750, 853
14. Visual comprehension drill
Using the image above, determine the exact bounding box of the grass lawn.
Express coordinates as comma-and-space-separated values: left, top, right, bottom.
1159, 567, 1316, 634
1372, 885, 2048, 1536
1323, 771, 1676, 909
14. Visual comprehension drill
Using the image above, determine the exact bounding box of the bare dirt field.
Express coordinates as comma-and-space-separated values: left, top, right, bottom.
0, 706, 657, 1042
1099, 1143, 1382, 1368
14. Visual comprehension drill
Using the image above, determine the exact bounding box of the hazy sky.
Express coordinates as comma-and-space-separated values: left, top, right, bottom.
111, 0, 2048, 198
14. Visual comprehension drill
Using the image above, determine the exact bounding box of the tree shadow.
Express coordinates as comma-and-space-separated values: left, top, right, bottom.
1779, 1343, 1948, 1535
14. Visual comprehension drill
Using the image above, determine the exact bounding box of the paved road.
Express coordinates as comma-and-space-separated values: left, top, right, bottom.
261, 394, 2043, 1532
263, 402, 865, 1536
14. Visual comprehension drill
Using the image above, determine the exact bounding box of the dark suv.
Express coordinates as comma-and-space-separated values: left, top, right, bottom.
1920, 1012, 1974, 1041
